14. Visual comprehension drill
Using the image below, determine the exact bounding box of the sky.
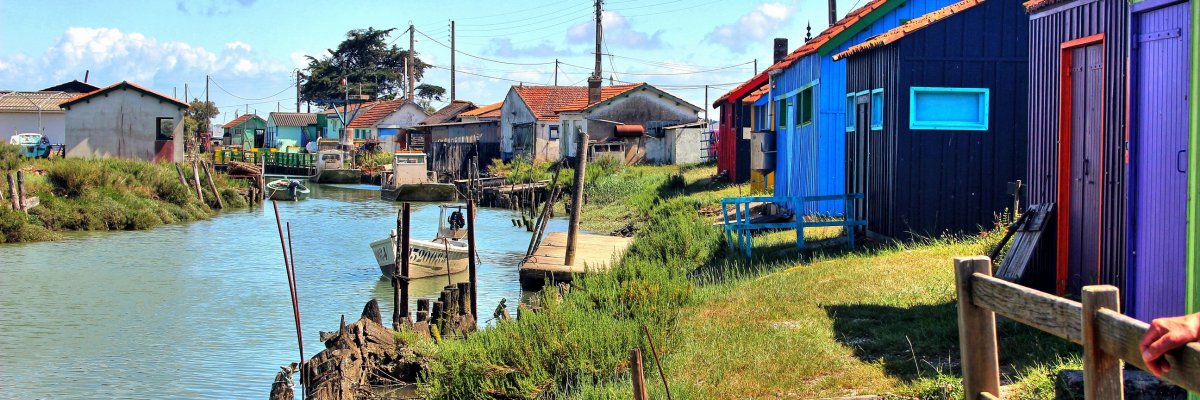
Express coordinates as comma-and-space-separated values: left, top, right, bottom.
0, 0, 850, 127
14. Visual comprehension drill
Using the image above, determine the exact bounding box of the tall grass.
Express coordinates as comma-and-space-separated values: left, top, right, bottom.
0, 147, 247, 243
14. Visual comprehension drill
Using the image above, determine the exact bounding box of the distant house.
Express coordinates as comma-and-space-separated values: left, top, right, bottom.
58, 81, 188, 162
499, 83, 700, 163
267, 112, 318, 152
221, 113, 266, 149
0, 90, 74, 145
459, 101, 501, 122
345, 99, 427, 152
417, 100, 502, 179
556, 83, 702, 164
41, 80, 100, 94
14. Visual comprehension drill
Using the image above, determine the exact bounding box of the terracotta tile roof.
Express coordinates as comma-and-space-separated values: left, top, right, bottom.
1022, 0, 1068, 12
834, 0, 987, 60
763, 0, 891, 73
347, 99, 412, 128
420, 100, 476, 125
743, 85, 770, 103
268, 112, 318, 127
221, 113, 263, 129
713, 72, 768, 107
552, 84, 643, 112
511, 85, 589, 121
461, 101, 502, 118
0, 91, 74, 112
59, 81, 190, 109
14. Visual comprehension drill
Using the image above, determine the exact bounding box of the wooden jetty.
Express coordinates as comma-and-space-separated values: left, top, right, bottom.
519, 232, 634, 289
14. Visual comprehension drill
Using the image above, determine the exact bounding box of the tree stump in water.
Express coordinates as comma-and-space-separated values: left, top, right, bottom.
268, 363, 298, 400
302, 300, 427, 400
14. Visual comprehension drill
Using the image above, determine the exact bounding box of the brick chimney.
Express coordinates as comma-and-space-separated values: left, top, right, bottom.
587, 74, 602, 104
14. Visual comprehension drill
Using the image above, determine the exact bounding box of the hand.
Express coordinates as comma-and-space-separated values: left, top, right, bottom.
1140, 313, 1200, 376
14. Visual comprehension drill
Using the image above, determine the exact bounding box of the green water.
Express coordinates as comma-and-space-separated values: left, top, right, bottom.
0, 183, 565, 399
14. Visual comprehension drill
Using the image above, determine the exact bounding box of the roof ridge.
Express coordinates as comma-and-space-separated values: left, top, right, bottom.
833, 0, 988, 60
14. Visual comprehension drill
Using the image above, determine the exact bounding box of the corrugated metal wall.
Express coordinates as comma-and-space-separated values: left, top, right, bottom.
1026, 0, 1129, 295
770, 0, 958, 216
845, 0, 1029, 240
715, 101, 750, 183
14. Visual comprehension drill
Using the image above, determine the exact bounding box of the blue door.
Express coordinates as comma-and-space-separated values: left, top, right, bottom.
1128, 1, 1190, 322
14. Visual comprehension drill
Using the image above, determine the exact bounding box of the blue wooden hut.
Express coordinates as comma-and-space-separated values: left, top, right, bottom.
765, 0, 960, 216
833, 0, 1028, 241
1126, 0, 1192, 322
1023, 0, 1129, 297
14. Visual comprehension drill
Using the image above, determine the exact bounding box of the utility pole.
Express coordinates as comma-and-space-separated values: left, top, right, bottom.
407, 24, 415, 101
205, 75, 210, 144
554, 59, 559, 86
754, 59, 758, 75
704, 85, 709, 123
296, 70, 301, 112
450, 20, 456, 101
586, 0, 603, 104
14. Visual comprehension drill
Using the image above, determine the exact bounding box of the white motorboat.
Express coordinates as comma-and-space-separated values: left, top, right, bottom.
370, 204, 470, 280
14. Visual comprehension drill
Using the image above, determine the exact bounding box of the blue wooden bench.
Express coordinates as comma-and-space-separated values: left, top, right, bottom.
720, 194, 867, 257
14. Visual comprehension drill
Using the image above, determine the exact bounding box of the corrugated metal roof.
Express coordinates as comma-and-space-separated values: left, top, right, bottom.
420, 100, 477, 125
0, 91, 73, 112
833, 0, 988, 60
268, 112, 318, 126
59, 81, 189, 109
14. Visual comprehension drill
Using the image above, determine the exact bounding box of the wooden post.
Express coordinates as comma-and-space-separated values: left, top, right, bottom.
6, 173, 18, 211
174, 162, 188, 187
15, 171, 25, 211
191, 160, 205, 203
641, 325, 673, 400
456, 282, 471, 316
467, 198, 478, 321
1082, 285, 1123, 399
416, 299, 430, 322
631, 348, 648, 400
430, 300, 443, 327
954, 256, 1001, 398
564, 132, 589, 265
401, 203, 412, 320
202, 161, 224, 209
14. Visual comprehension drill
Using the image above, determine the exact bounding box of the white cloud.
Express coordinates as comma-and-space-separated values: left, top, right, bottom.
706, 2, 797, 53
483, 38, 580, 59
567, 11, 664, 49
0, 27, 287, 90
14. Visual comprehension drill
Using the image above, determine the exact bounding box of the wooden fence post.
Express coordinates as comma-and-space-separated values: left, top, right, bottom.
954, 256, 1001, 398
202, 161, 224, 209
631, 348, 648, 400
5, 173, 17, 210
1082, 285, 1123, 399
16, 170, 25, 211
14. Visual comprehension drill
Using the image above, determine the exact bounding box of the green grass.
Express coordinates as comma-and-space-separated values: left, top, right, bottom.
406, 163, 1079, 399
0, 145, 248, 243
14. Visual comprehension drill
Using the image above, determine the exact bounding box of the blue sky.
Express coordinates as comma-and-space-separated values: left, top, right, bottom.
0, 0, 844, 126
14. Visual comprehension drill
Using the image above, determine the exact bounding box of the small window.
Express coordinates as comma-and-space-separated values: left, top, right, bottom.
156, 117, 174, 140
548, 125, 560, 140
776, 99, 786, 129
870, 88, 884, 131
799, 88, 814, 126
909, 87, 989, 131
845, 93, 856, 132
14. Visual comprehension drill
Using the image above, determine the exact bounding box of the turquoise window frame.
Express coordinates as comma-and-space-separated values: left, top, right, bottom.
870, 88, 884, 131
909, 87, 990, 131
845, 93, 856, 132
799, 87, 814, 127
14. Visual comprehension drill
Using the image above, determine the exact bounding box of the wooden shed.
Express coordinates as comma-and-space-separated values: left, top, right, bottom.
712, 73, 766, 183
1023, 0, 1129, 297
1126, 0, 1193, 322
834, 0, 1028, 241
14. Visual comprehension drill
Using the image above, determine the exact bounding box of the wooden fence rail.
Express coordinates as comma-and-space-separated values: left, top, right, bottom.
955, 256, 1200, 399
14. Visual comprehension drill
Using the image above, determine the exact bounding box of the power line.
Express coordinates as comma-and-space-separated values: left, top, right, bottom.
454, 15, 592, 38
209, 78, 295, 101
606, 0, 689, 12
428, 65, 553, 86
415, 28, 556, 66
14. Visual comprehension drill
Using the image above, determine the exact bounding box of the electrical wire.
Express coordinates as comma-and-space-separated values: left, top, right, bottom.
209, 78, 295, 101
429, 65, 553, 86
415, 28, 557, 66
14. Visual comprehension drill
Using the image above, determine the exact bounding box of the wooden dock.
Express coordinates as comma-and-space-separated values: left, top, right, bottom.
519, 232, 634, 289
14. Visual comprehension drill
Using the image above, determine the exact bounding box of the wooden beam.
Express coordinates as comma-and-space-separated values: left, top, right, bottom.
971, 272, 1084, 343
1094, 309, 1200, 393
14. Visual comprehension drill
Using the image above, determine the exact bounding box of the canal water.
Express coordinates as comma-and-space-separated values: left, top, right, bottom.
0, 183, 565, 399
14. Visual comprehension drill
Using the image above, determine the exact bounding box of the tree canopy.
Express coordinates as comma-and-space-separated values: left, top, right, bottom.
300, 27, 445, 104
184, 99, 218, 136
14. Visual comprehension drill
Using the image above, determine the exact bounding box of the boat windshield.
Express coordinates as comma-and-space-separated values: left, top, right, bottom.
11, 134, 41, 145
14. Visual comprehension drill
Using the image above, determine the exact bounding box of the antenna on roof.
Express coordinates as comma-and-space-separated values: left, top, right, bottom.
806, 22, 813, 42
84, 70, 89, 83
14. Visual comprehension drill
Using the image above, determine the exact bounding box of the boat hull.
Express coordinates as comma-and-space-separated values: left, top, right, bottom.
381, 183, 457, 202
266, 179, 310, 201
310, 169, 360, 184
370, 236, 469, 279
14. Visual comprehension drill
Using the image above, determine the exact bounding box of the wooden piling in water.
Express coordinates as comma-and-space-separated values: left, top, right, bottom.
466, 199, 478, 320
400, 204, 412, 323
416, 299, 430, 322
5, 173, 17, 211
15, 171, 26, 212
202, 161, 224, 209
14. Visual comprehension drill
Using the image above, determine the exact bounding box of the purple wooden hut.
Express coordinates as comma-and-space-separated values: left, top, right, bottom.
1126, 0, 1192, 322
1023, 0, 1129, 297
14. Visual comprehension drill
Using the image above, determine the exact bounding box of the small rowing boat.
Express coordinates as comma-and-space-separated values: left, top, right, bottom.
267, 179, 310, 201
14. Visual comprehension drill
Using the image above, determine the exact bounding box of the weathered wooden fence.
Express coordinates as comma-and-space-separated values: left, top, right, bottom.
955, 256, 1200, 399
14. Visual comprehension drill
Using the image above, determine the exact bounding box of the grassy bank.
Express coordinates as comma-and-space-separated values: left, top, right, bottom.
0, 144, 248, 243
409, 163, 1079, 399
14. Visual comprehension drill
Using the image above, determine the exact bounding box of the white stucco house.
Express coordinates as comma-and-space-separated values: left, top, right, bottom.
59, 81, 189, 162
346, 99, 428, 152
0, 91, 75, 145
